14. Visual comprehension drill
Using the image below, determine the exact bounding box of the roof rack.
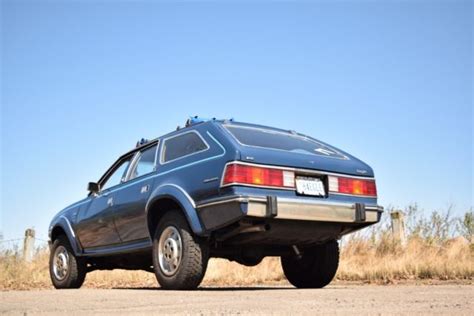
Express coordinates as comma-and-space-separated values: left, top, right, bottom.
185, 116, 214, 127
135, 138, 149, 148
185, 116, 234, 127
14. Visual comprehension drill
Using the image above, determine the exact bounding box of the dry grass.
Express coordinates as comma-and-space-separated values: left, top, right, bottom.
2, 206, 472, 290
0, 250, 284, 290
338, 236, 473, 283
1, 237, 472, 291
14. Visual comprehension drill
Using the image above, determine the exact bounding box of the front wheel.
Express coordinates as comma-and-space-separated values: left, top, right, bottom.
281, 240, 339, 288
49, 236, 87, 289
152, 210, 209, 290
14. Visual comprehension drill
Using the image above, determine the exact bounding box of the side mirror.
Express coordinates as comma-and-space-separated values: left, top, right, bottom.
87, 182, 100, 194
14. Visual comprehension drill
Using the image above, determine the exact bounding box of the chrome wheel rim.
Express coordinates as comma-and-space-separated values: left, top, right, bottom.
158, 226, 182, 276
53, 246, 69, 281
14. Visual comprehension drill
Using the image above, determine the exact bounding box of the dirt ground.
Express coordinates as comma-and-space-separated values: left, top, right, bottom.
1, 284, 473, 315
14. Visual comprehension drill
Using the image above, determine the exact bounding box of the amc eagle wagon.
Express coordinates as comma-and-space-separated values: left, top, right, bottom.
48, 117, 383, 290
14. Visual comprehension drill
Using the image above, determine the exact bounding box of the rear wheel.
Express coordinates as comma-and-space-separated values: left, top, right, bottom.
49, 236, 87, 289
152, 210, 209, 290
281, 240, 339, 288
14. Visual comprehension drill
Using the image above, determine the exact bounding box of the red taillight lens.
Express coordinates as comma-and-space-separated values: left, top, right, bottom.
328, 176, 377, 197
222, 164, 295, 188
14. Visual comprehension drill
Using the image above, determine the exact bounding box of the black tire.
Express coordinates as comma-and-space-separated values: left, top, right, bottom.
281, 240, 339, 288
49, 235, 87, 289
152, 210, 209, 290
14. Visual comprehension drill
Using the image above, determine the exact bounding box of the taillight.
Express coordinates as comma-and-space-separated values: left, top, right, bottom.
328, 176, 377, 197
222, 163, 295, 188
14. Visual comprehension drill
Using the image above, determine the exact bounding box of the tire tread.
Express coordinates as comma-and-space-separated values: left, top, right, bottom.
281, 240, 339, 288
49, 235, 86, 289
152, 210, 209, 290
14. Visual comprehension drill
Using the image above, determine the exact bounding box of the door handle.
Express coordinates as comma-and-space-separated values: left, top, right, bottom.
107, 197, 114, 207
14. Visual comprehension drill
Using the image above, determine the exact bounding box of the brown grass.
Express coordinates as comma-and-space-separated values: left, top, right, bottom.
1, 237, 472, 291
338, 236, 473, 283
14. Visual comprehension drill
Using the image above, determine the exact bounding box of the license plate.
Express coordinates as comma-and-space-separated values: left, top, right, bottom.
295, 177, 326, 196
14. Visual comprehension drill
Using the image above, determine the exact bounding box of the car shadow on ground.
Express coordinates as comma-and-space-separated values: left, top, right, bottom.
111, 286, 295, 291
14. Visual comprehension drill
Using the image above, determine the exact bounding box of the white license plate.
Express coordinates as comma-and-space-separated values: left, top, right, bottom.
295, 177, 326, 196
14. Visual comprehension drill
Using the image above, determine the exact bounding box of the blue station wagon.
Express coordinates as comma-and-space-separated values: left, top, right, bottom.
48, 117, 383, 290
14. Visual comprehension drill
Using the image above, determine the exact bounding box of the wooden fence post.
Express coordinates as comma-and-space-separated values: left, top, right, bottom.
390, 211, 406, 247
23, 228, 35, 262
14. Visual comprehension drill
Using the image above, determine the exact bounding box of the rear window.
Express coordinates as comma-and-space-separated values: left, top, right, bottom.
224, 125, 348, 160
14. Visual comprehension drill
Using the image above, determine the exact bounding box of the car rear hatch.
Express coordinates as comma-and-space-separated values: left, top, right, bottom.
221, 123, 374, 177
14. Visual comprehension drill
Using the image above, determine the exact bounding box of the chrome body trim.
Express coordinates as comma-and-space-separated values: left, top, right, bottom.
154, 183, 197, 208
366, 205, 384, 212
221, 181, 295, 191
59, 215, 76, 238
206, 131, 226, 153
203, 177, 219, 183
103, 173, 157, 195
124, 151, 142, 181
197, 196, 250, 208
330, 191, 378, 199
153, 140, 161, 170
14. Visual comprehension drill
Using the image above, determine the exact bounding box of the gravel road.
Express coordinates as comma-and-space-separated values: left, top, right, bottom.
1, 284, 472, 315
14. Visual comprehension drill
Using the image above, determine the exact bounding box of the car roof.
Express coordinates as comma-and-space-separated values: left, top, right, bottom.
119, 118, 304, 159
118, 120, 217, 158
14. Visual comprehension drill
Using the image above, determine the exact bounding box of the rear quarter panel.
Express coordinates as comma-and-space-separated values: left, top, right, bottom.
148, 123, 240, 234
155, 124, 236, 202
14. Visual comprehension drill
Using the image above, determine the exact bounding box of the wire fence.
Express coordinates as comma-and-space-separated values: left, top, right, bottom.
0, 237, 49, 244
0, 236, 49, 256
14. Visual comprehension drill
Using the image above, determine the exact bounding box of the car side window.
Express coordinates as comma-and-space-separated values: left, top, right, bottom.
162, 132, 208, 163
101, 157, 132, 191
129, 144, 158, 180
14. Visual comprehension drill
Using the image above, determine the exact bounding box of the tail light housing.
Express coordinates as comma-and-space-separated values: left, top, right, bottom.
222, 162, 377, 197
328, 176, 377, 197
222, 163, 295, 188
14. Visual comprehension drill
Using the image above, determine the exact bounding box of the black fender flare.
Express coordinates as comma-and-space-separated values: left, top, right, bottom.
145, 184, 205, 236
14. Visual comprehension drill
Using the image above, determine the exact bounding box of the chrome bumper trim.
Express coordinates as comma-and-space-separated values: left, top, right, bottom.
196, 196, 250, 208
197, 195, 383, 223
247, 198, 381, 222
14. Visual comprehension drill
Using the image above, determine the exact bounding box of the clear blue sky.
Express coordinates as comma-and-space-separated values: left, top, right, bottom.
1, 0, 472, 241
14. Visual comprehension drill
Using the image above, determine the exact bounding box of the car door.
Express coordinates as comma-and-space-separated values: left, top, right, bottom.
75, 155, 133, 248
113, 142, 158, 242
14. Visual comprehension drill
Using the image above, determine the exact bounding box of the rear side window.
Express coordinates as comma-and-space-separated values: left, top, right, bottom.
224, 125, 348, 160
162, 131, 208, 163
129, 144, 158, 180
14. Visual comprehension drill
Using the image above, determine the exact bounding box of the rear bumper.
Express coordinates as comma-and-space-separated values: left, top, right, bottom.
247, 197, 382, 222
196, 195, 383, 231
